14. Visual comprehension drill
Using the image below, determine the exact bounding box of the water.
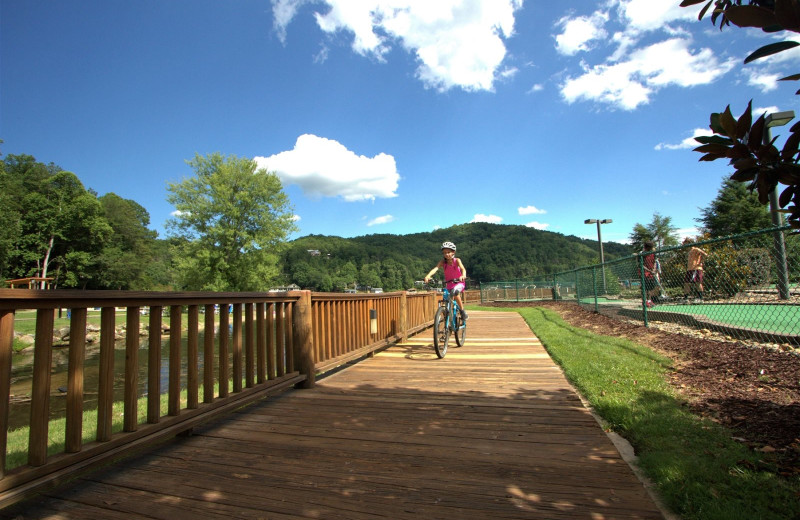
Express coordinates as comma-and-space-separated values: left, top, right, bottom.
8, 333, 224, 432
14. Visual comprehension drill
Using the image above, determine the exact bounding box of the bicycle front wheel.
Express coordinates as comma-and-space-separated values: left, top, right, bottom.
454, 311, 466, 347
433, 306, 449, 358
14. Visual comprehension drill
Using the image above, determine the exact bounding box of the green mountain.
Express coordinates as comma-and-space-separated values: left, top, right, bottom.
280, 223, 632, 292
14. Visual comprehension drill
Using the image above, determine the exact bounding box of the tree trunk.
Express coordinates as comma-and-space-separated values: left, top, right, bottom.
40, 234, 55, 288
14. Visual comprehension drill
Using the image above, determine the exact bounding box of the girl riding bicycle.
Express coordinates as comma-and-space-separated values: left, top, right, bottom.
423, 241, 468, 321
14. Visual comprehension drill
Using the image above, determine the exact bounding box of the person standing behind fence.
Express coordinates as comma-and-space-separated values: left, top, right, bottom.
683, 238, 708, 302
642, 241, 660, 308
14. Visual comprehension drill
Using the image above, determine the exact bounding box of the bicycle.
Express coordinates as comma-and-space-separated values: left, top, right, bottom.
427, 278, 467, 358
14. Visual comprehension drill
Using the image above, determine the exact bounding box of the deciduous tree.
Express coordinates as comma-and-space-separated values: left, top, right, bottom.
167, 152, 296, 291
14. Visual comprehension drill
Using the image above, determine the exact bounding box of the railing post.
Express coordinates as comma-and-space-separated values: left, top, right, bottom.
29, 309, 54, 465
400, 291, 408, 343
0, 310, 13, 477
293, 290, 315, 389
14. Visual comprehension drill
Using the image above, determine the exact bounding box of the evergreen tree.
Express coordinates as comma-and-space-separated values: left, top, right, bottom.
698, 177, 772, 237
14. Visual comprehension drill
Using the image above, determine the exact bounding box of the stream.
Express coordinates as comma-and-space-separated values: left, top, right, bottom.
8, 332, 224, 432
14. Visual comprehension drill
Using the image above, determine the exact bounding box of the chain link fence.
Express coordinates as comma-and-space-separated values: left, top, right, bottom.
480, 225, 800, 347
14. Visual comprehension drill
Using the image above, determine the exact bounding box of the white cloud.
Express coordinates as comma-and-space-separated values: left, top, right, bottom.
655, 128, 712, 151
471, 214, 503, 224
554, 12, 608, 56
525, 221, 549, 230
255, 134, 400, 202
367, 214, 395, 226
745, 69, 781, 92
292, 214, 301, 221
617, 0, 696, 32
518, 205, 546, 215
271, 0, 524, 92
676, 227, 700, 241
272, 0, 307, 43
561, 38, 735, 110
755, 105, 781, 117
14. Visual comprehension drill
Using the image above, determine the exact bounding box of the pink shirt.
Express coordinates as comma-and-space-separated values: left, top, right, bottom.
443, 258, 463, 289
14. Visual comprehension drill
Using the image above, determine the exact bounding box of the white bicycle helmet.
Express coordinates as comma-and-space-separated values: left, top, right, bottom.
441, 241, 457, 251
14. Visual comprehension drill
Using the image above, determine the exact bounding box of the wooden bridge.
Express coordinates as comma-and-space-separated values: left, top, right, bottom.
0, 302, 664, 519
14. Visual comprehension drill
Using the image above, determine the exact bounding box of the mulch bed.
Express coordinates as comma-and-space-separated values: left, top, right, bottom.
486, 301, 800, 477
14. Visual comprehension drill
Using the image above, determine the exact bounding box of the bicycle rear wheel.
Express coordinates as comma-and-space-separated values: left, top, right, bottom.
433, 306, 449, 358
454, 311, 466, 347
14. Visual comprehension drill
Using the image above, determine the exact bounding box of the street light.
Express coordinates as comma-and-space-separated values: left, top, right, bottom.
585, 218, 612, 294
764, 110, 794, 300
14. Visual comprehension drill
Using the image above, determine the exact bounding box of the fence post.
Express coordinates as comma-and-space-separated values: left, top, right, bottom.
293, 290, 315, 389
592, 267, 598, 312
515, 279, 520, 302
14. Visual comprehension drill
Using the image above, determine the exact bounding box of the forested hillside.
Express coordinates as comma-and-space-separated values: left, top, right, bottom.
281, 223, 632, 291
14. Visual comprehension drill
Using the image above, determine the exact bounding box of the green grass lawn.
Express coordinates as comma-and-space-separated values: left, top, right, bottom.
475, 305, 800, 520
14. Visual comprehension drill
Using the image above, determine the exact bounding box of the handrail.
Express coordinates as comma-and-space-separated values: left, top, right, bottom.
0, 288, 437, 507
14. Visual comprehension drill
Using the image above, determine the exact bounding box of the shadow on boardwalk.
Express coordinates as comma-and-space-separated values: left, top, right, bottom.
1, 311, 664, 519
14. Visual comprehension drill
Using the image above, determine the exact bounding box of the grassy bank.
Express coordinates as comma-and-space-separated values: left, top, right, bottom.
506, 305, 798, 520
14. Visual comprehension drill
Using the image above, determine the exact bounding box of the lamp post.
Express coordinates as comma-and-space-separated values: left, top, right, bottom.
764, 110, 794, 300
585, 218, 612, 294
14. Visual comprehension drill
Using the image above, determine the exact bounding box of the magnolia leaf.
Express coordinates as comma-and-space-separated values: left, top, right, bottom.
694, 135, 733, 145
779, 73, 800, 81
699, 152, 726, 162
775, 0, 800, 31
710, 112, 725, 134
679, 0, 706, 6
730, 143, 752, 160
792, 121, 800, 133
745, 40, 800, 63
725, 5, 777, 29
694, 143, 731, 154
720, 106, 738, 137
733, 157, 757, 170
757, 176, 771, 204
781, 184, 796, 207
731, 168, 757, 182
698, 0, 714, 21
781, 130, 800, 160
748, 115, 766, 149
736, 101, 753, 139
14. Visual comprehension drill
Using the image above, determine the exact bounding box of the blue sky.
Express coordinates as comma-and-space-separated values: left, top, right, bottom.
2, 0, 799, 245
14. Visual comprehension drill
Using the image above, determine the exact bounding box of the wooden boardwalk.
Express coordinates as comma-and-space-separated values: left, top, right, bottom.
2, 311, 664, 519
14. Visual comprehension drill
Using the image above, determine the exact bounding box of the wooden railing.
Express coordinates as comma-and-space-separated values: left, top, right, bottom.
0, 289, 437, 507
